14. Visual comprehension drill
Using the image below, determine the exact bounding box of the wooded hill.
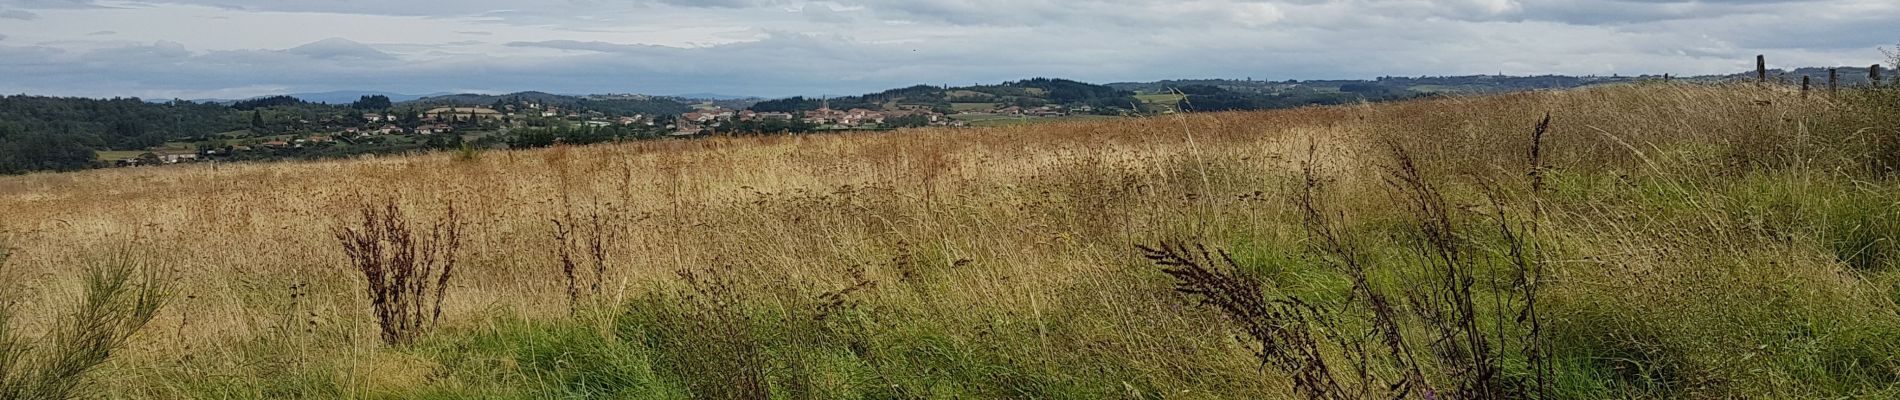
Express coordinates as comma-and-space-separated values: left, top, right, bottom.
747, 78, 1144, 114
402, 91, 698, 117
2, 67, 1886, 174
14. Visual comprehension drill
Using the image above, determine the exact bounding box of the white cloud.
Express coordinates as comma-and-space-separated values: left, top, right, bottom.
286, 37, 395, 60
0, 0, 1891, 98
0, 9, 40, 19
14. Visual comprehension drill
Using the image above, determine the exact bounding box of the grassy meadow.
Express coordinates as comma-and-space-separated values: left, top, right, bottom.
3, 82, 1900, 399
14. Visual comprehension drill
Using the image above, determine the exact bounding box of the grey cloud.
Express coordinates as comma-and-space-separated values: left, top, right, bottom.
0, 0, 117, 9
656, 0, 780, 8
285, 38, 396, 61
97, 0, 657, 23
1507, 0, 1795, 24
0, 9, 38, 19
0, 0, 1893, 99
801, 3, 853, 23
505, 40, 676, 53
86, 30, 114, 35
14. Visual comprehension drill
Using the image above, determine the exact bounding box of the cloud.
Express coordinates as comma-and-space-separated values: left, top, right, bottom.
0, 0, 1892, 99
657, 0, 778, 8
0, 9, 40, 19
801, 3, 853, 23
86, 30, 114, 35
284, 38, 395, 60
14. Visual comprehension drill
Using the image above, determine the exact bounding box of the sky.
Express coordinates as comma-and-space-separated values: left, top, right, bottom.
0, 0, 1894, 99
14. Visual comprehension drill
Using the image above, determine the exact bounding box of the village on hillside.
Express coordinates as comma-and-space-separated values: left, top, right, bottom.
106, 96, 1103, 167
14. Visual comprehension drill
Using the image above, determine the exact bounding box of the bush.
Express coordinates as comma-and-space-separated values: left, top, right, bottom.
0, 254, 170, 400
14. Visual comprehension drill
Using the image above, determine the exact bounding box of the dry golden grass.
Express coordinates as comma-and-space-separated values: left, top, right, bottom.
1, 82, 1894, 398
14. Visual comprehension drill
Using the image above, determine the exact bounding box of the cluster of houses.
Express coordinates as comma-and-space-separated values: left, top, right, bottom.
995, 105, 1074, 117
798, 107, 949, 126
673, 106, 963, 134
109, 100, 1091, 168
680, 109, 795, 123
112, 152, 199, 167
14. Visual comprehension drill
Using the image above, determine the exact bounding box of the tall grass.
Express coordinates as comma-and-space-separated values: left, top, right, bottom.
1142, 116, 1558, 400
0, 82, 1897, 398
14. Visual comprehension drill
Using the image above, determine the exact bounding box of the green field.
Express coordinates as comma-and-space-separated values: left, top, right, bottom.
95, 150, 146, 161
949, 102, 996, 112
1134, 93, 1185, 104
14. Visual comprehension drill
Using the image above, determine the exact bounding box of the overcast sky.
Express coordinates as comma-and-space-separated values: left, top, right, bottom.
0, 0, 1894, 99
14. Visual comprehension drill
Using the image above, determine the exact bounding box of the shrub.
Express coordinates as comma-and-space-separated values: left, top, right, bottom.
453, 142, 483, 162
0, 254, 169, 400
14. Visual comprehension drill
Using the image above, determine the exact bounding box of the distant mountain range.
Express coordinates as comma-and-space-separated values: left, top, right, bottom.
171, 64, 1888, 110
669, 93, 762, 101
191, 91, 761, 106
400, 91, 700, 116
288, 91, 450, 104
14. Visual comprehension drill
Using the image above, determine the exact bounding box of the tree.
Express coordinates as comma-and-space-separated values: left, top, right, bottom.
881, 115, 932, 129
230, 95, 306, 110
250, 111, 265, 131
1173, 85, 1228, 95
425, 133, 464, 150
1178, 93, 1259, 112
351, 95, 393, 110
0, 131, 98, 174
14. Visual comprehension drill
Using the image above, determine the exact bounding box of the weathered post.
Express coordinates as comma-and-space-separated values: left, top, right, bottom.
1874, 64, 1885, 87
1757, 55, 1767, 83
1801, 75, 1810, 97
1829, 68, 1839, 94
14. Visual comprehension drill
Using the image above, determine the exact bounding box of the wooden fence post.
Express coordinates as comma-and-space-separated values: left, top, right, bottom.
1829, 68, 1838, 94
1757, 55, 1767, 83
1801, 76, 1810, 97
1874, 65, 1885, 87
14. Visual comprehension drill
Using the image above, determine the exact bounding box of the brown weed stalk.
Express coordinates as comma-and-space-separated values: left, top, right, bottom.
552, 206, 618, 315
1140, 242, 1346, 399
334, 200, 463, 346
1297, 144, 1431, 399
1385, 142, 1504, 399
1497, 114, 1553, 398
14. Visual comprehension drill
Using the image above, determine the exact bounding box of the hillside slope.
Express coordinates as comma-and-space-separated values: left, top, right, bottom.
1, 83, 1897, 398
